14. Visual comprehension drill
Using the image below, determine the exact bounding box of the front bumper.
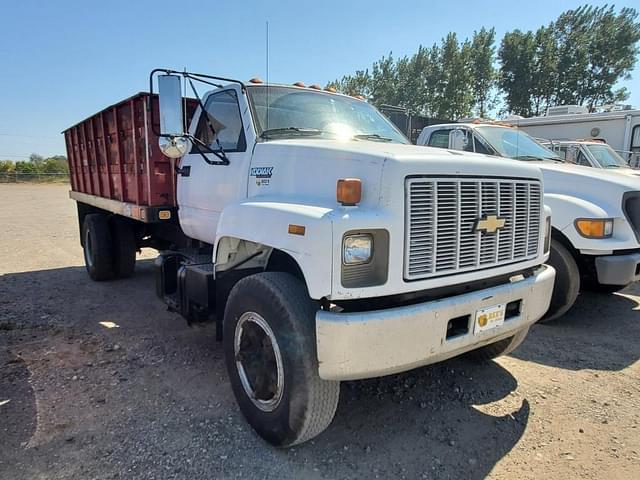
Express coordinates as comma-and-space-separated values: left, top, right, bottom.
595, 252, 640, 285
316, 265, 555, 381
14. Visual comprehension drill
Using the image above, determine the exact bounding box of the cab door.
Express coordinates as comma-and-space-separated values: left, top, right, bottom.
177, 86, 252, 244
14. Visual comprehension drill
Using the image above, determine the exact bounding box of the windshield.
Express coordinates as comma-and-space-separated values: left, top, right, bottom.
585, 144, 629, 169
246, 86, 408, 143
475, 126, 559, 161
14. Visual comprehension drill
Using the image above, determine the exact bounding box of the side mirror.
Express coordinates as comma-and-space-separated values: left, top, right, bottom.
448, 129, 467, 151
158, 74, 190, 158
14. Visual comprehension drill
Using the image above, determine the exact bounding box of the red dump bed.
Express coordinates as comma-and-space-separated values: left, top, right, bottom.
64, 93, 196, 211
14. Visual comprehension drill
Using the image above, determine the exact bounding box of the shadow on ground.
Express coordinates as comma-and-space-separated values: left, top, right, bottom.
296, 359, 529, 480
0, 262, 637, 479
512, 286, 640, 371
0, 350, 37, 448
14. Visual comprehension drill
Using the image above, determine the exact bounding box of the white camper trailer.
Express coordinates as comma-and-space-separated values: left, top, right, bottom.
504, 107, 640, 167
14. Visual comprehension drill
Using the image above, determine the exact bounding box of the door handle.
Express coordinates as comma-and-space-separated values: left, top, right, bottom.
175, 165, 191, 177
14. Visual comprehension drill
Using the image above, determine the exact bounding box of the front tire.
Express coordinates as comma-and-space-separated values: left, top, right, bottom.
539, 239, 580, 323
223, 272, 340, 447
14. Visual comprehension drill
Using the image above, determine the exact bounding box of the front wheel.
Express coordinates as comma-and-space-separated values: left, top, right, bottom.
539, 239, 580, 323
223, 272, 340, 447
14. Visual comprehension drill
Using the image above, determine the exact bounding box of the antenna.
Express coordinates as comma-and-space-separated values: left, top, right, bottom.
266, 21, 270, 132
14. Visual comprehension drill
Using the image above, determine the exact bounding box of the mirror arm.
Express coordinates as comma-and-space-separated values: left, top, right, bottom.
190, 135, 230, 166
185, 76, 230, 165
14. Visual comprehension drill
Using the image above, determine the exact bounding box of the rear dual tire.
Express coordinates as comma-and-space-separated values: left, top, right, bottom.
82, 213, 137, 281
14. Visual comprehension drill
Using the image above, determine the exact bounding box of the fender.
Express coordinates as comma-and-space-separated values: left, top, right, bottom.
544, 193, 612, 231
214, 199, 335, 299
545, 193, 636, 252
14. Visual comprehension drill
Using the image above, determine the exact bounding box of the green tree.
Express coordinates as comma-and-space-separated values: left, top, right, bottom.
0, 160, 15, 174
500, 5, 640, 114
29, 153, 45, 168
531, 25, 559, 115
432, 33, 474, 118
469, 27, 497, 117
14, 160, 37, 174
42, 156, 69, 174
327, 70, 371, 97
369, 54, 400, 106
330, 33, 488, 120
499, 30, 537, 116
578, 5, 640, 109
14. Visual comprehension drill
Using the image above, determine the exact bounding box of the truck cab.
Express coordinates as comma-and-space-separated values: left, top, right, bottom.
68, 72, 555, 447
418, 123, 640, 321
543, 139, 639, 174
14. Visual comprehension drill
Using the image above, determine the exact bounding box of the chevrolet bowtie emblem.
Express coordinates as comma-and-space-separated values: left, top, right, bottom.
475, 215, 506, 234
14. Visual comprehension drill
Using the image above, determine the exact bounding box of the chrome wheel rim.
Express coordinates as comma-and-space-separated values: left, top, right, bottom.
234, 311, 284, 412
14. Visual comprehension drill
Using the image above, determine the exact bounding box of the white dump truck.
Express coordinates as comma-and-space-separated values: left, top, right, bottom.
65, 70, 555, 446
418, 123, 640, 321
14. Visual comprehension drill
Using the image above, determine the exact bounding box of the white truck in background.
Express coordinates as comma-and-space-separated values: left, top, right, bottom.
540, 139, 639, 174
417, 123, 640, 322
504, 107, 640, 168
67, 70, 555, 447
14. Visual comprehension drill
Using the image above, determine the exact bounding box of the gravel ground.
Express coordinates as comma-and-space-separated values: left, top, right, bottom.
1, 183, 639, 480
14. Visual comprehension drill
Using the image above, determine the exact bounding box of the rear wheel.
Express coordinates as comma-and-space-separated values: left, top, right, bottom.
539, 239, 580, 323
111, 219, 137, 278
82, 214, 115, 281
223, 272, 340, 447
465, 327, 529, 362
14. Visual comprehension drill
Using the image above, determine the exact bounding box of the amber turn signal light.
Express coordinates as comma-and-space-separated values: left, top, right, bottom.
288, 224, 306, 236
574, 218, 613, 238
337, 178, 362, 206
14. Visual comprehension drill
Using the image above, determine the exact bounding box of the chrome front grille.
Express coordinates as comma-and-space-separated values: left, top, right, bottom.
405, 177, 542, 280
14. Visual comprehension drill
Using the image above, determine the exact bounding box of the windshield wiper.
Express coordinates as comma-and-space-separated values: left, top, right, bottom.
353, 133, 393, 142
514, 155, 561, 162
260, 127, 323, 139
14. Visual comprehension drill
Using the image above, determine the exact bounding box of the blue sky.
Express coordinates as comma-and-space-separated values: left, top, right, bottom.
1, 0, 639, 158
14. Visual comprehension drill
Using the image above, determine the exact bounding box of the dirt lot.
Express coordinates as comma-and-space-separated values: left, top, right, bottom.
1, 183, 639, 480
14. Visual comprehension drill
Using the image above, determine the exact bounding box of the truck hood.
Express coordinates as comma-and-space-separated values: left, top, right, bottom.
604, 167, 640, 178
536, 161, 640, 193
527, 161, 640, 221
249, 139, 544, 208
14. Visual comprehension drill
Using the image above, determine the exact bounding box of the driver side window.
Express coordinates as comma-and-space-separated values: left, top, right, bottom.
428, 129, 451, 148
576, 150, 590, 166
194, 90, 246, 152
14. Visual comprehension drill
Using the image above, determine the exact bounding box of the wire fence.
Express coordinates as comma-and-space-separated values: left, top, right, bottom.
0, 172, 70, 183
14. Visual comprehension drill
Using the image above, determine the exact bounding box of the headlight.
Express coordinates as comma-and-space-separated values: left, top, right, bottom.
574, 218, 614, 239
342, 234, 373, 265
544, 216, 552, 253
